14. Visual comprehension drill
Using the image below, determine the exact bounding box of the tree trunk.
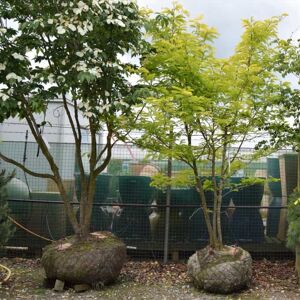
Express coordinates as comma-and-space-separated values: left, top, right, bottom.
216, 178, 224, 245
211, 154, 218, 243
81, 175, 97, 239
194, 175, 219, 249
216, 137, 228, 247
54, 176, 80, 235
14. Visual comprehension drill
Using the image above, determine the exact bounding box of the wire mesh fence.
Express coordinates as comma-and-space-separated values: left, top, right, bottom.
0, 140, 297, 259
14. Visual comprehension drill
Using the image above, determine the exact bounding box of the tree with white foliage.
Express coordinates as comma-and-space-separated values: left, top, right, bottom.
0, 0, 144, 240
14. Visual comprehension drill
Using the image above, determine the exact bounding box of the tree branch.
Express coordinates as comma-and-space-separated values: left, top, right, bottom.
62, 94, 79, 142
18, 95, 80, 232
96, 128, 112, 163
95, 143, 112, 176
0, 152, 54, 179
73, 98, 82, 142
89, 119, 97, 173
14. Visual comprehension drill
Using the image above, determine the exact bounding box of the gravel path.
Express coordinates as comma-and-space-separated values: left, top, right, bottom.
1, 258, 300, 299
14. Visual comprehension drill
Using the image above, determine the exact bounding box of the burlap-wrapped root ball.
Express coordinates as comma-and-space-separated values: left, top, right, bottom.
187, 246, 252, 294
41, 231, 126, 286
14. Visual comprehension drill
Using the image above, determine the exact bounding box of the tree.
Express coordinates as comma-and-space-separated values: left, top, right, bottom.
266, 38, 300, 282
0, 170, 15, 247
137, 4, 283, 250
265, 38, 300, 184
0, 0, 144, 240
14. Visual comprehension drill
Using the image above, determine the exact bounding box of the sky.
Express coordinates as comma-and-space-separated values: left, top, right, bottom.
137, 0, 300, 58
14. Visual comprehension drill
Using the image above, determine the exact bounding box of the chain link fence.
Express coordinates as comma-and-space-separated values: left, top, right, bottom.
0, 140, 296, 259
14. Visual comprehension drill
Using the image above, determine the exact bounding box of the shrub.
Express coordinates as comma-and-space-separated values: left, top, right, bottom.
0, 171, 15, 247
287, 190, 300, 249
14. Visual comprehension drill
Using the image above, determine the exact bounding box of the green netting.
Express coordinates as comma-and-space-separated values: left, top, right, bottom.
115, 176, 155, 240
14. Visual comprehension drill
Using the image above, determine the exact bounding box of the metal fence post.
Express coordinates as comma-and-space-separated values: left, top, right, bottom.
163, 158, 172, 264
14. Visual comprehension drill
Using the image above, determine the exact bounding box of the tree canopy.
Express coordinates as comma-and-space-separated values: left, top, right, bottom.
136, 4, 284, 248
0, 0, 144, 238
265, 38, 300, 151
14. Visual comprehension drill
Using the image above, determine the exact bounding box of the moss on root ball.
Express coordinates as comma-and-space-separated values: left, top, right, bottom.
187, 246, 252, 294
41, 231, 126, 286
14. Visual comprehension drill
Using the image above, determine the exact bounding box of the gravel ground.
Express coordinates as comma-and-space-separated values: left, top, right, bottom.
1, 257, 300, 299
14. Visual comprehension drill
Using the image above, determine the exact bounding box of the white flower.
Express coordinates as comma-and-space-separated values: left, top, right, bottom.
0, 28, 7, 33
103, 104, 111, 111
78, 1, 89, 11
86, 22, 93, 31
73, 2, 89, 15
93, 49, 102, 56
76, 51, 84, 57
6, 72, 22, 82
57, 26, 66, 34
105, 91, 110, 97
120, 100, 129, 108
89, 67, 102, 77
77, 26, 88, 36
12, 53, 25, 61
107, 15, 113, 24
17, 101, 22, 107
48, 19, 54, 24
75, 61, 87, 71
0, 92, 9, 101
97, 107, 104, 114
84, 103, 91, 110
0, 63, 6, 71
48, 74, 55, 84
7, 88, 14, 95
73, 8, 81, 15
68, 24, 77, 31
31, 73, 39, 80
115, 19, 125, 27
92, 0, 101, 8
84, 111, 94, 118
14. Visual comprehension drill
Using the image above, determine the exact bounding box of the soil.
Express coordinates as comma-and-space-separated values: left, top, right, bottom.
0, 257, 300, 299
